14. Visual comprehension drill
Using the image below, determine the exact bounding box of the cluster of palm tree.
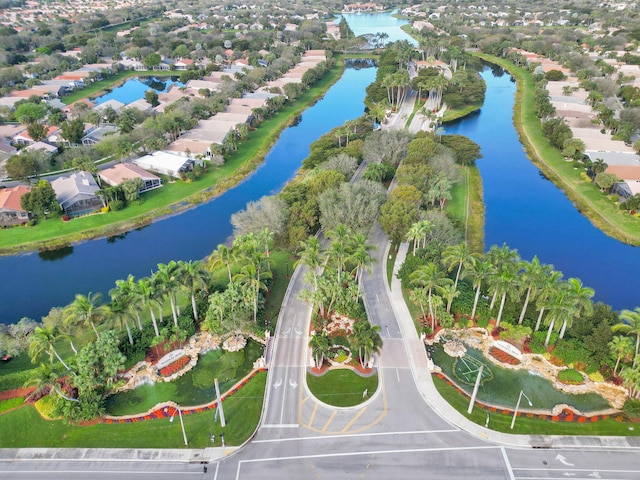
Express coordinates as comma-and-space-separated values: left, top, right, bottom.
406, 227, 595, 347
107, 259, 210, 344
204, 229, 274, 332
297, 225, 382, 369
611, 308, 640, 398
297, 225, 376, 319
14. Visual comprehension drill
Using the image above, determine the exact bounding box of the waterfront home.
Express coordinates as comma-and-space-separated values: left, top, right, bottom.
606, 165, 640, 199
51, 171, 103, 217
81, 124, 119, 146
0, 185, 30, 227
134, 151, 203, 179
98, 163, 162, 193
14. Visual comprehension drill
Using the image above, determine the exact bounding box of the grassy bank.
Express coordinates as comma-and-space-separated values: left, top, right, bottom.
442, 104, 481, 123
446, 164, 484, 253
434, 375, 638, 436
0, 63, 345, 255
477, 53, 640, 246
0, 371, 266, 448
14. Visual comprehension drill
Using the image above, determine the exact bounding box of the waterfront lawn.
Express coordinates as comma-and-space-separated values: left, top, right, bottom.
0, 62, 345, 255
433, 375, 639, 436
0, 371, 266, 448
306, 369, 378, 407
478, 53, 640, 245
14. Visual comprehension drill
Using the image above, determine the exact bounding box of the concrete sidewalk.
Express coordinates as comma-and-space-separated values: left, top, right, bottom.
387, 242, 638, 450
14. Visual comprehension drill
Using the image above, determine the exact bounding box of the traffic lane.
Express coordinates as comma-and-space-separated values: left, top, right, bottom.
232, 443, 509, 480
0, 461, 208, 480
505, 447, 640, 480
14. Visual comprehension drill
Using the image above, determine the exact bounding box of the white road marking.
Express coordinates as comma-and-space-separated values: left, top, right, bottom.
273, 378, 282, 389
556, 454, 575, 467
289, 378, 298, 389
252, 429, 461, 443
501, 447, 516, 480
396, 368, 400, 382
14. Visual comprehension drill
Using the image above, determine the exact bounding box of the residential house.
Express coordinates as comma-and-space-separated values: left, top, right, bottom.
174, 58, 195, 70
134, 151, 203, 178
51, 171, 103, 217
606, 165, 640, 199
81, 124, 118, 146
0, 184, 30, 227
98, 163, 162, 193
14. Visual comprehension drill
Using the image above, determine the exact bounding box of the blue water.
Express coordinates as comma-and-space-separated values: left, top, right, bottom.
0, 66, 377, 324
338, 10, 417, 45
95, 77, 183, 106
445, 68, 640, 310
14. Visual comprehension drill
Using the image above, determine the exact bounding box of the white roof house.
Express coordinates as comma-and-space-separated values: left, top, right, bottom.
134, 151, 202, 178
51, 171, 103, 216
98, 163, 162, 193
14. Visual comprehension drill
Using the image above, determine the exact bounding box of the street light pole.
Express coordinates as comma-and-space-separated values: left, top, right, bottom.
510, 389, 533, 430
170, 406, 188, 446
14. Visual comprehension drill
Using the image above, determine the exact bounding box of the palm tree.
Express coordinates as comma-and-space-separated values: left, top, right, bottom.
492, 266, 519, 327
208, 244, 235, 283
309, 333, 330, 369
534, 270, 564, 332
258, 228, 274, 259
467, 258, 495, 320
24, 363, 78, 402
558, 278, 594, 339
64, 292, 108, 339
438, 282, 459, 314
442, 242, 478, 299
544, 284, 573, 347
517, 256, 551, 325
406, 222, 422, 255
410, 263, 452, 331
327, 238, 349, 283
612, 307, 640, 368
486, 244, 520, 309
351, 321, 383, 368
155, 261, 181, 327
233, 263, 272, 323
620, 365, 640, 398
609, 336, 634, 374
110, 274, 143, 330
108, 301, 134, 346
349, 233, 376, 297
296, 236, 323, 291
28, 325, 71, 371
178, 260, 209, 323
137, 277, 160, 337
410, 287, 430, 325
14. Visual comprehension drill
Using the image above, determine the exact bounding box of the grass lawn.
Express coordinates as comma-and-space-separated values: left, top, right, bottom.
442, 104, 481, 123
476, 53, 640, 246
433, 375, 640, 436
0, 371, 266, 448
0, 63, 345, 255
306, 369, 378, 407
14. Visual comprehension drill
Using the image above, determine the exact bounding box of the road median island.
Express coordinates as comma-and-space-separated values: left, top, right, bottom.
476, 53, 640, 246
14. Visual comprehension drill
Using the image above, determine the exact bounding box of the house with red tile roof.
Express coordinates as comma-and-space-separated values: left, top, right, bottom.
0, 184, 31, 227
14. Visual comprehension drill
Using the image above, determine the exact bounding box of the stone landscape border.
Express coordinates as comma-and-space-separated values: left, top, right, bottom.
102, 368, 266, 424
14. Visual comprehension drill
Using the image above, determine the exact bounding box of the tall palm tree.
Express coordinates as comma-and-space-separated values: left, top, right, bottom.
108, 301, 134, 346
309, 333, 330, 369
28, 325, 71, 371
517, 256, 551, 325
609, 336, 634, 374
178, 260, 210, 323
233, 263, 272, 323
327, 238, 349, 283
349, 233, 376, 297
442, 242, 479, 299
110, 274, 143, 330
613, 307, 640, 368
467, 258, 495, 320
258, 228, 274, 259
544, 284, 573, 346
296, 236, 323, 291
410, 287, 430, 325
410, 263, 452, 331
486, 244, 520, 309
136, 278, 160, 337
208, 244, 235, 283
155, 261, 181, 326
406, 222, 422, 255
492, 266, 520, 327
64, 292, 108, 339
619, 365, 640, 398
558, 278, 594, 339
534, 270, 564, 332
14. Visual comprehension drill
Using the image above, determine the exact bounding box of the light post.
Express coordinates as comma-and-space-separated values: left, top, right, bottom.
169, 406, 188, 446
510, 390, 533, 430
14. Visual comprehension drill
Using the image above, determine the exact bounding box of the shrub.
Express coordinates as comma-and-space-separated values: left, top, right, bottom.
110, 200, 124, 211
552, 339, 591, 366
101, 206, 110, 213
34, 394, 61, 419
0, 369, 33, 391
61, 214, 70, 222
558, 368, 584, 385
623, 398, 640, 420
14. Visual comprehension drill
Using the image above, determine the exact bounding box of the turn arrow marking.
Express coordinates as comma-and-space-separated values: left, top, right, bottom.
273, 378, 282, 389
556, 454, 574, 467
289, 378, 298, 389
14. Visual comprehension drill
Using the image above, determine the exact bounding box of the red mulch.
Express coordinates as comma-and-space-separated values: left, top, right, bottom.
0, 386, 35, 401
